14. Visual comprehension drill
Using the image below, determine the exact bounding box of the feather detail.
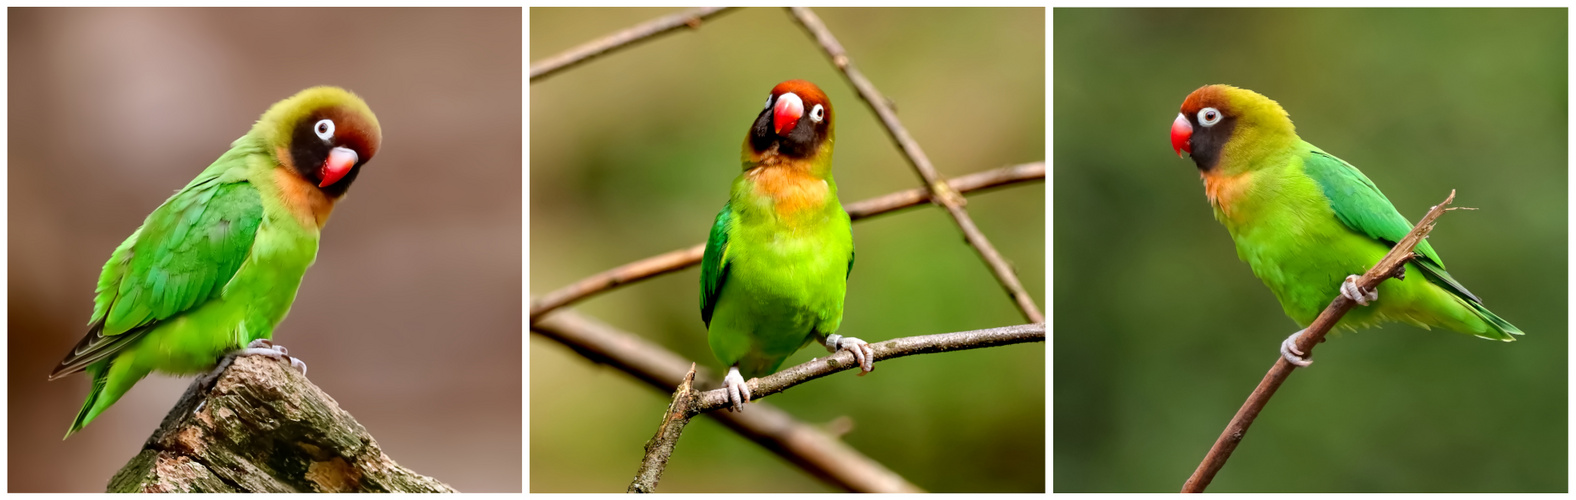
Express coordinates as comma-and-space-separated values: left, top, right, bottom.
741, 142, 832, 218
1201, 169, 1254, 223
272, 147, 337, 229
745, 164, 829, 217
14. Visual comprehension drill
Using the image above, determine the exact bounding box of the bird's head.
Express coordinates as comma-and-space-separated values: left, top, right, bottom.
748, 80, 834, 160
257, 86, 381, 199
1171, 84, 1294, 173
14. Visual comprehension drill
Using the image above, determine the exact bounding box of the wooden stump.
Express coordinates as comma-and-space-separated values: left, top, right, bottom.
107, 354, 455, 493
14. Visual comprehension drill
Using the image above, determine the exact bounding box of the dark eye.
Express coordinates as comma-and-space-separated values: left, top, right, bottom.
809, 104, 825, 123
315, 119, 335, 141
1198, 107, 1222, 127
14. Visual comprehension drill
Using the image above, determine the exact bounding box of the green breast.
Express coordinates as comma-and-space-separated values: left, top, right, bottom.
706, 191, 853, 378
1224, 156, 1391, 326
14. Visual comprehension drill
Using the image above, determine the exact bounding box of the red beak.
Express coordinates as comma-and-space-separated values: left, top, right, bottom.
319, 147, 358, 187
773, 92, 804, 136
1170, 113, 1192, 157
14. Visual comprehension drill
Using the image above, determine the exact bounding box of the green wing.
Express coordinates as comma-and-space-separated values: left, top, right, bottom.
699, 203, 732, 327
51, 177, 263, 379
1301, 145, 1480, 303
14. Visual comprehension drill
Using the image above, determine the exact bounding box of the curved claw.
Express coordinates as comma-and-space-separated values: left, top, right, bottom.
237, 339, 308, 375
723, 366, 751, 413
1280, 329, 1313, 367
1341, 275, 1377, 306
825, 334, 875, 375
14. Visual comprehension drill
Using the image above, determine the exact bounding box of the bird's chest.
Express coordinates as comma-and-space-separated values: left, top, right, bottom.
1227, 192, 1380, 318
223, 216, 320, 329
727, 215, 848, 307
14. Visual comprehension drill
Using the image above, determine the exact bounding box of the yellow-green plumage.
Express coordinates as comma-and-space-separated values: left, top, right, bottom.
701, 80, 855, 380
51, 87, 381, 437
1173, 84, 1520, 343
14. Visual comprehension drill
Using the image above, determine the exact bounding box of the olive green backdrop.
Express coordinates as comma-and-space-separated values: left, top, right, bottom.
531, 7, 1045, 493
1054, 8, 1565, 492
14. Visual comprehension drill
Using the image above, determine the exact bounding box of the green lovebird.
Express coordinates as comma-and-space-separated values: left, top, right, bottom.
1169, 84, 1521, 366
49, 86, 381, 437
701, 80, 873, 412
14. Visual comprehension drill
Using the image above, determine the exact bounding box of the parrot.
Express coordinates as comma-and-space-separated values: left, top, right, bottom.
1169, 84, 1521, 366
700, 79, 874, 412
49, 86, 381, 437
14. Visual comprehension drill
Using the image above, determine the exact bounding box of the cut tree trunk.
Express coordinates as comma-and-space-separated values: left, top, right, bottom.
107, 354, 455, 493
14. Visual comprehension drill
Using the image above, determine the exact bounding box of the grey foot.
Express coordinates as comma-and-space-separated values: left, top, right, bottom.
723, 366, 751, 413
824, 334, 875, 375
1341, 275, 1377, 306
236, 338, 308, 375
1280, 329, 1313, 367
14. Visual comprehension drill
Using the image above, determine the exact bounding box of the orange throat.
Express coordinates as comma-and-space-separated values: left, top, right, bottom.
273, 146, 338, 229
745, 162, 829, 216
1201, 169, 1252, 222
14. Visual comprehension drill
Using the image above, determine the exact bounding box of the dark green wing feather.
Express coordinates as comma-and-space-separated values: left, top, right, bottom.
1301, 145, 1480, 303
51, 177, 263, 379
699, 203, 732, 327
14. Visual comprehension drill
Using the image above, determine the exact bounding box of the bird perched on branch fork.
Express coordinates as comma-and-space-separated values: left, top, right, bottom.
700, 80, 874, 412
1169, 84, 1521, 366
50, 86, 381, 437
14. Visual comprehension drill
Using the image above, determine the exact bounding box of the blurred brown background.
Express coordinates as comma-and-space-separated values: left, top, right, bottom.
9, 8, 521, 492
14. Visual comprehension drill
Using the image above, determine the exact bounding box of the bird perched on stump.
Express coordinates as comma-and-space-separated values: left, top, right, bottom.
50, 86, 381, 437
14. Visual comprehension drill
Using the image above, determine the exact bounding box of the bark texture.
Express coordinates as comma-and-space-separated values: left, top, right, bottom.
108, 355, 455, 493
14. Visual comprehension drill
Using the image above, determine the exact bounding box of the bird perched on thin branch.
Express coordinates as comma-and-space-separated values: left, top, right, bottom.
50, 86, 381, 437
1169, 84, 1521, 366
701, 80, 874, 412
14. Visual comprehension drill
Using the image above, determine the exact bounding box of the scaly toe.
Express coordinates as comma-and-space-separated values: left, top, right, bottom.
1280, 329, 1313, 367
1341, 275, 1377, 306
723, 367, 751, 413
236, 340, 306, 375
830, 335, 875, 375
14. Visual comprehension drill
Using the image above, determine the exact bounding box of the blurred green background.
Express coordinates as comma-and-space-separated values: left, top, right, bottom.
1054, 8, 1565, 492
531, 7, 1044, 493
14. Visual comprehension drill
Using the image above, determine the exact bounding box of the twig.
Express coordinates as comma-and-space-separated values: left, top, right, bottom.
528, 162, 1044, 323
693, 323, 1045, 412
1182, 190, 1458, 493
629, 365, 699, 493
530, 7, 735, 81
532, 311, 924, 492
623, 321, 1043, 492
109, 355, 454, 492
787, 7, 1044, 324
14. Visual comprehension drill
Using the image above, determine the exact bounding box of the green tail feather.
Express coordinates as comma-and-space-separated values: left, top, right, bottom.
64, 364, 109, 439
1468, 300, 1524, 342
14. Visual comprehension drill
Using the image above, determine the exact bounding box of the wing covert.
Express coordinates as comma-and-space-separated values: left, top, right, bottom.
1302, 146, 1479, 303
52, 179, 263, 378
700, 204, 733, 327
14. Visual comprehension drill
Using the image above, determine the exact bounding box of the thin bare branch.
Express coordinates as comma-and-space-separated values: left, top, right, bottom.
786, 7, 1044, 323
629, 365, 699, 493
622, 322, 1043, 491
530, 7, 735, 81
532, 311, 924, 492
528, 162, 1044, 323
693, 323, 1045, 412
1182, 190, 1458, 493
620, 321, 1042, 492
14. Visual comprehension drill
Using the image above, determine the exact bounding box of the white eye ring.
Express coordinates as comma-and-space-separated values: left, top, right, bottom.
314, 119, 335, 141
809, 104, 825, 123
1197, 107, 1222, 127
764, 94, 773, 110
